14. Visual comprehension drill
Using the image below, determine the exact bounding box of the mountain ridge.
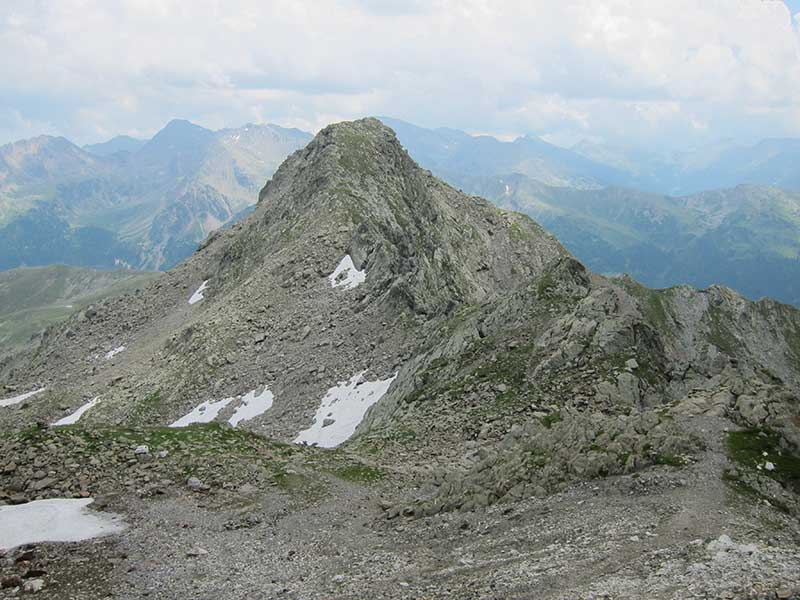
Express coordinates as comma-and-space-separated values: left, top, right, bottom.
83, 135, 146, 157
380, 116, 628, 190
2, 117, 798, 453
5, 114, 800, 309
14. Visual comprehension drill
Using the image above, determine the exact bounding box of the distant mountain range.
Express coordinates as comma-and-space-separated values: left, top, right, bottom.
570, 137, 800, 195
386, 118, 800, 305
384, 117, 800, 195
2, 116, 799, 306
485, 179, 800, 306
379, 117, 628, 190
83, 135, 146, 157
0, 120, 311, 270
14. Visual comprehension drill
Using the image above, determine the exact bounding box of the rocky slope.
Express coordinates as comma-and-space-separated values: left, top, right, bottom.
1, 118, 799, 599
0, 118, 566, 442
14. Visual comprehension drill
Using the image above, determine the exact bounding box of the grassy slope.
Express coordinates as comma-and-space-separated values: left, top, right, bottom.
0, 264, 159, 353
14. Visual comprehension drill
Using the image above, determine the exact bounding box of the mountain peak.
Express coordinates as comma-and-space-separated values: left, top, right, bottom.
313, 117, 401, 157
135, 119, 216, 174
1, 134, 77, 153
256, 117, 412, 206
0, 134, 98, 182
144, 119, 214, 148
324, 116, 393, 135
240, 117, 567, 317
161, 118, 208, 132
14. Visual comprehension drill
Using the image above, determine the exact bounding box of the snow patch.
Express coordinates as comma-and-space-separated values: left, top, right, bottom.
0, 498, 125, 551
188, 280, 209, 305
170, 386, 275, 428
170, 396, 234, 428
294, 371, 397, 448
329, 255, 365, 290
0, 388, 46, 408
228, 387, 274, 427
105, 346, 126, 360
52, 397, 101, 427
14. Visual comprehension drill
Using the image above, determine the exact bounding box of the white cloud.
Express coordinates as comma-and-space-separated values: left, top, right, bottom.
0, 0, 798, 148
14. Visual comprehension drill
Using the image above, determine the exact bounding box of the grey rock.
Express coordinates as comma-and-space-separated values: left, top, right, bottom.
23, 579, 44, 593
186, 477, 210, 492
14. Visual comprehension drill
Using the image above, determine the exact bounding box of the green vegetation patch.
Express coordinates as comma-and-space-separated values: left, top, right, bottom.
654, 453, 688, 467
274, 470, 322, 499
541, 412, 562, 429
643, 291, 670, 331
508, 221, 538, 243
535, 272, 557, 298
3, 423, 338, 504
619, 278, 674, 333
335, 129, 376, 174
37, 422, 287, 456
727, 429, 800, 493
127, 388, 168, 424
0, 265, 158, 355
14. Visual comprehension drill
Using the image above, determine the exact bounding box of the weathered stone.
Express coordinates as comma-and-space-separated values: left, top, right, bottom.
23, 579, 45, 593
186, 477, 210, 492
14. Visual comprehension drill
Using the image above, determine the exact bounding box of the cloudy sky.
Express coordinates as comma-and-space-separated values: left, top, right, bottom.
1, 0, 800, 149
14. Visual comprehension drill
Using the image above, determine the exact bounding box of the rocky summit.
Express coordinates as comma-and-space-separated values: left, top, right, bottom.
1, 118, 799, 599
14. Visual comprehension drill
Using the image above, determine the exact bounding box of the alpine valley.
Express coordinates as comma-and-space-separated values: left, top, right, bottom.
0, 119, 311, 271
1, 119, 799, 599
